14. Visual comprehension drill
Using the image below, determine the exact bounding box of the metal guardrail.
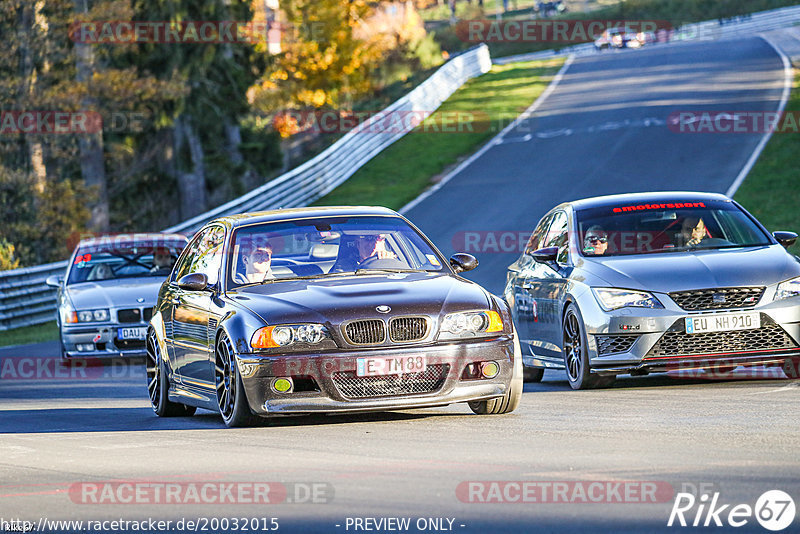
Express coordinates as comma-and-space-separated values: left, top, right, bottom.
493, 4, 800, 65
0, 45, 492, 332
0, 260, 68, 331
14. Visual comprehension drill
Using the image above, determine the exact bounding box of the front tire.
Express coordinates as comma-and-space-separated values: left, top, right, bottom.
469, 329, 523, 414
215, 333, 260, 427
562, 303, 614, 390
146, 329, 196, 417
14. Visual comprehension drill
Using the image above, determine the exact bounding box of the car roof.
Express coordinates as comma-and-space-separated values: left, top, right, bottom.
215, 206, 403, 229
555, 191, 733, 212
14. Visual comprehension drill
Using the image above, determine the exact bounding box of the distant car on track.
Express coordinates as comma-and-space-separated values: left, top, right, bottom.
146, 206, 522, 426
47, 233, 188, 359
504, 192, 800, 389
594, 27, 651, 50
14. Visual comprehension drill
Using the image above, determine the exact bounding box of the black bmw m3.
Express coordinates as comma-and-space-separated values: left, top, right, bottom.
147, 206, 522, 426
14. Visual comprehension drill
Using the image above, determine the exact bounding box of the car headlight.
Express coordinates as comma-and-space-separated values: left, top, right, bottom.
251, 323, 331, 349
776, 276, 800, 301
67, 308, 110, 323
439, 310, 504, 340
592, 288, 663, 311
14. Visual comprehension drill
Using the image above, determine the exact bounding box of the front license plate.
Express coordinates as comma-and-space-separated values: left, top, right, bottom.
356, 356, 427, 377
685, 312, 760, 334
118, 327, 147, 340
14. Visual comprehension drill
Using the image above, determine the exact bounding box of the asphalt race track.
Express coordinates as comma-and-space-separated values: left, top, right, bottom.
2, 37, 799, 534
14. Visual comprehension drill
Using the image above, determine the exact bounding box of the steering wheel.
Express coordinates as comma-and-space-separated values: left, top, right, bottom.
358, 256, 407, 270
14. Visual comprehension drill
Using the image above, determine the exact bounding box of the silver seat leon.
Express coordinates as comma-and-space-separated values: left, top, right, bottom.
505, 192, 800, 389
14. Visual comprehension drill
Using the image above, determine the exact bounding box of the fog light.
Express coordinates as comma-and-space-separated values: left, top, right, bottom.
76, 343, 94, 352
271, 377, 293, 393
481, 361, 499, 379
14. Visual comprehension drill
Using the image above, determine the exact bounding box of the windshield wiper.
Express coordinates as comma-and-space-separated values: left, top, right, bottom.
235, 269, 428, 287
354, 268, 427, 275
691, 243, 767, 251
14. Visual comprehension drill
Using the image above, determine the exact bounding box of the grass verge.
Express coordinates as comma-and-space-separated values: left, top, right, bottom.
313, 57, 565, 210
734, 72, 800, 256
0, 321, 58, 348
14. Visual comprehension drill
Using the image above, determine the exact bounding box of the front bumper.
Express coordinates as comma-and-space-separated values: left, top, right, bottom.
61, 323, 148, 358
580, 293, 800, 375
236, 337, 514, 415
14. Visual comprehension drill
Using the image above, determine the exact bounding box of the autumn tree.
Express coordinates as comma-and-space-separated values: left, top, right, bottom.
250, 0, 440, 138
249, 0, 381, 116
132, 0, 270, 220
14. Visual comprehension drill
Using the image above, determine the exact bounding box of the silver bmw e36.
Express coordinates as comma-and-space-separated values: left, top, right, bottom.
504, 191, 800, 389
47, 233, 188, 359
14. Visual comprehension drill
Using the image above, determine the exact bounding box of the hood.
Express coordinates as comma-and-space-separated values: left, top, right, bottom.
65, 277, 165, 310
579, 245, 800, 293
228, 272, 492, 325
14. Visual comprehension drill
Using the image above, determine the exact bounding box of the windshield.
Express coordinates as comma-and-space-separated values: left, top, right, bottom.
67, 238, 187, 285
229, 216, 444, 287
575, 199, 771, 257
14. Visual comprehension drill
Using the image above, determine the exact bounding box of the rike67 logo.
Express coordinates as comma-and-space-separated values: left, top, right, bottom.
668, 490, 795, 531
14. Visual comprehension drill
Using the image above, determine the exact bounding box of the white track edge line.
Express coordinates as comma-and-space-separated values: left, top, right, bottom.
725, 34, 793, 197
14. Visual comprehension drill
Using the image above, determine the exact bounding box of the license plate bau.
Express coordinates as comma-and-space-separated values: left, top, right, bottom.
118, 326, 147, 340
685, 312, 760, 334
356, 356, 426, 377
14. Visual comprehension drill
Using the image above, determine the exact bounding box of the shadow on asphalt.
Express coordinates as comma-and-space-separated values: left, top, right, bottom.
525, 370, 797, 392
0, 406, 466, 434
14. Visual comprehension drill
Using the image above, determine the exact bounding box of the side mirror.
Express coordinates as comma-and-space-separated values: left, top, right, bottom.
177, 272, 209, 291
773, 231, 798, 248
450, 253, 479, 273
530, 246, 559, 262
45, 275, 63, 288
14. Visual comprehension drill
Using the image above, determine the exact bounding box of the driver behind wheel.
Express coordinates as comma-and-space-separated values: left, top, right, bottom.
330, 233, 397, 272
678, 217, 709, 247
150, 247, 175, 274
356, 234, 396, 262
